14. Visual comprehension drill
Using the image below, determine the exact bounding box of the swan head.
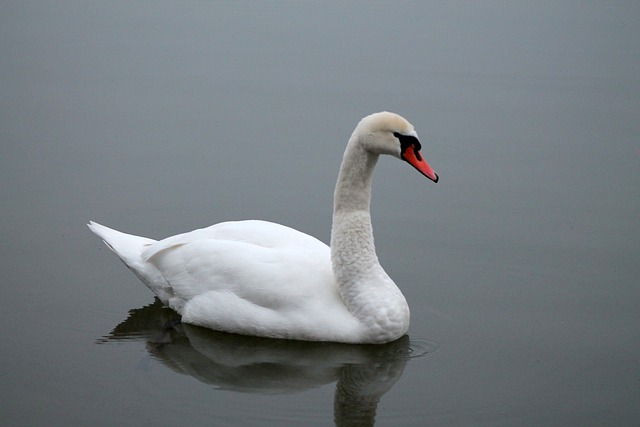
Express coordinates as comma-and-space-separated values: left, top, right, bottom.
354, 112, 439, 183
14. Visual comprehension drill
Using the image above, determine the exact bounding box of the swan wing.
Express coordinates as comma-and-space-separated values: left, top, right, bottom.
142, 220, 326, 261
140, 220, 338, 311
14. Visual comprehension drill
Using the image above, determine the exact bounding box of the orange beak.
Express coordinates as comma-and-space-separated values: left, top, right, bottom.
402, 144, 439, 183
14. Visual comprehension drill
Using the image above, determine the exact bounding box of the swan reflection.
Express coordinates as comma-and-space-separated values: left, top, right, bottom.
100, 299, 437, 425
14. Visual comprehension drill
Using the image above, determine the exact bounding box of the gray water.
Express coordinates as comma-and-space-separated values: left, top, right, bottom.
2, 2, 639, 425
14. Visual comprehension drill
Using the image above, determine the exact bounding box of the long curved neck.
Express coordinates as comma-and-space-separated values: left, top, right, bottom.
329, 128, 410, 342
333, 139, 378, 213
330, 137, 381, 289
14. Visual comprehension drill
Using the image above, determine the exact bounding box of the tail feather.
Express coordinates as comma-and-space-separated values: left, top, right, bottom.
88, 221, 174, 300
88, 221, 156, 264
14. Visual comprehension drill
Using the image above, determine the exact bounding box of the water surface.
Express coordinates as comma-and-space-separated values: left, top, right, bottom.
2, 2, 639, 425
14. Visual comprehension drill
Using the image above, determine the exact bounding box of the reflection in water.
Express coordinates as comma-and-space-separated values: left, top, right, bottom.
99, 299, 438, 426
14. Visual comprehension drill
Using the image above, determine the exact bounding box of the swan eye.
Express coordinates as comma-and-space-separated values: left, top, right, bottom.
393, 132, 423, 160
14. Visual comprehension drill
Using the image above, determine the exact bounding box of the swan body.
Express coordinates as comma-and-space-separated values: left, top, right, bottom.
89, 112, 438, 344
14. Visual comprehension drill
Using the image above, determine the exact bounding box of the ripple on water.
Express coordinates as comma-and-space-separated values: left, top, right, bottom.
398, 338, 441, 360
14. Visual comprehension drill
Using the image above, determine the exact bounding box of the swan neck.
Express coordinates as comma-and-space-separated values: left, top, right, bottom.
329, 131, 410, 342
333, 139, 378, 214
330, 136, 381, 285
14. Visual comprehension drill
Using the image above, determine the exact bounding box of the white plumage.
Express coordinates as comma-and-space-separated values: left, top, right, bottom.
89, 112, 438, 344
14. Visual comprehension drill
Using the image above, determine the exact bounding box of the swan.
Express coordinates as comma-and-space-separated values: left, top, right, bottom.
89, 112, 438, 344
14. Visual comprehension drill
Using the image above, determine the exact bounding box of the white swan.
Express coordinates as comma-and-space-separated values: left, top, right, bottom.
89, 112, 438, 344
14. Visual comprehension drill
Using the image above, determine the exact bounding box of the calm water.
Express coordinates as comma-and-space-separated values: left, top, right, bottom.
2, 2, 639, 425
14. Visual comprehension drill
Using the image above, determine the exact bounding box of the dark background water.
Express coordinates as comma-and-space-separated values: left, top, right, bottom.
2, 2, 639, 425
